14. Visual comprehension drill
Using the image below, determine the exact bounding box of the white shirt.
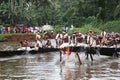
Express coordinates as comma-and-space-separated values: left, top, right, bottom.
37, 40, 42, 48
56, 33, 63, 39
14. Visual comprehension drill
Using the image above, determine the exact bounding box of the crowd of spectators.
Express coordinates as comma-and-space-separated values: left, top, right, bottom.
0, 25, 42, 34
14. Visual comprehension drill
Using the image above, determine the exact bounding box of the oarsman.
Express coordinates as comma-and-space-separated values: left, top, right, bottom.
61, 32, 69, 44
115, 33, 120, 44
84, 32, 88, 44
17, 40, 31, 51
88, 30, 96, 46
42, 32, 49, 47
97, 35, 103, 45
34, 40, 40, 50
73, 32, 83, 65
50, 31, 56, 48
17, 41, 26, 50
36, 34, 42, 48
85, 30, 96, 61
19, 41, 25, 48
100, 29, 107, 45
42, 31, 49, 40
86, 31, 91, 45
107, 33, 118, 47
101, 32, 118, 47
55, 31, 63, 48
44, 39, 53, 48
111, 36, 118, 47
69, 33, 76, 46
76, 32, 84, 46
59, 32, 71, 61
24, 40, 30, 48
50, 31, 55, 39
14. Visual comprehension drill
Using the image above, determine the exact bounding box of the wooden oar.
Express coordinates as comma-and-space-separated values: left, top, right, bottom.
85, 45, 94, 61
75, 52, 82, 65
60, 49, 62, 62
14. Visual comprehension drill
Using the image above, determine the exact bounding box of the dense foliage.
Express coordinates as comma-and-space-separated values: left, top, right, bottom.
0, 0, 120, 32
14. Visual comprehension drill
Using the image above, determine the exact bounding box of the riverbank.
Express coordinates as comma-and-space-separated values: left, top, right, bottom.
0, 33, 36, 42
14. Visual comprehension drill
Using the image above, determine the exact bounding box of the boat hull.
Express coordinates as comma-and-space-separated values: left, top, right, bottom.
0, 50, 25, 57
0, 48, 59, 58
68, 46, 120, 56
0, 46, 119, 58
99, 47, 120, 56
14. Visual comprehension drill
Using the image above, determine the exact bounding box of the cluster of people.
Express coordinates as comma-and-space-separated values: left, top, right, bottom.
17, 30, 120, 64
17, 30, 120, 51
0, 25, 42, 34
39, 30, 120, 48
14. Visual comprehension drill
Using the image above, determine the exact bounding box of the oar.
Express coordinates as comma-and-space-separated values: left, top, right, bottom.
76, 52, 82, 65
86, 44, 94, 61
60, 49, 62, 62
113, 42, 119, 57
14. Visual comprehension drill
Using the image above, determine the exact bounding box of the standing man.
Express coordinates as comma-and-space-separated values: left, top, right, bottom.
100, 29, 107, 45
56, 31, 63, 48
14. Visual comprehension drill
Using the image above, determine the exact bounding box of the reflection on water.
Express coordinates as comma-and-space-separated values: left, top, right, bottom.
0, 52, 120, 80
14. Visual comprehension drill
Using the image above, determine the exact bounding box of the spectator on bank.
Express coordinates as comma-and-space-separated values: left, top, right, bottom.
8, 26, 10, 33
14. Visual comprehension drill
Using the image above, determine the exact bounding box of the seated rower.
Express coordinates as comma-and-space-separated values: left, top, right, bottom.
30, 39, 42, 51
32, 40, 41, 51
44, 39, 53, 48
17, 40, 31, 51
19, 41, 24, 48
32, 34, 43, 50
56, 31, 63, 48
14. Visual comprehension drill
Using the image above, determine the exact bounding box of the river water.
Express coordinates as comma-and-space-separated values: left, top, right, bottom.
0, 42, 120, 80
0, 52, 120, 80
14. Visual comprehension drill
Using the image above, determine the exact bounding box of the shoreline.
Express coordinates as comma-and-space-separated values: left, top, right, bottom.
0, 33, 36, 42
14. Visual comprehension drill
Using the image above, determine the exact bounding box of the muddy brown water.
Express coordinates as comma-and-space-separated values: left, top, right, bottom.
0, 42, 120, 80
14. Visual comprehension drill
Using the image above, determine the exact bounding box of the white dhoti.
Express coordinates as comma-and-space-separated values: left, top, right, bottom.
42, 40, 47, 46
50, 39, 56, 48
17, 47, 31, 51
77, 43, 88, 47
60, 43, 69, 48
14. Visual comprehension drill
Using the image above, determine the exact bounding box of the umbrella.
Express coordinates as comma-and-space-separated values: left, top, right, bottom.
17, 24, 24, 27
19, 24, 24, 26
42, 25, 53, 30
5, 24, 10, 27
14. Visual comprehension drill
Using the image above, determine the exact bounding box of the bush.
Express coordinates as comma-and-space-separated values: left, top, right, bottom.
99, 20, 120, 33
53, 25, 64, 33
67, 24, 101, 34
85, 16, 98, 25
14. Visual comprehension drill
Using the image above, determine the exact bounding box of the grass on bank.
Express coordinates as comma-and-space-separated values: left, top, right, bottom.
68, 24, 101, 34
98, 20, 120, 33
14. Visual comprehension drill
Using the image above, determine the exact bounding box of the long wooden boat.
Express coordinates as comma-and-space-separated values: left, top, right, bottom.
0, 47, 59, 58
99, 47, 120, 56
0, 46, 120, 58
0, 50, 25, 57
69, 46, 120, 57
29, 47, 59, 54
